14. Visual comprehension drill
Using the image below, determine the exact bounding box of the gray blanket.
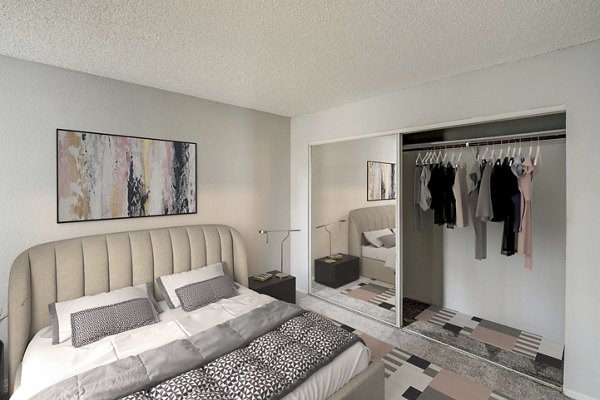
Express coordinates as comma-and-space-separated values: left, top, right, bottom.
31, 301, 361, 400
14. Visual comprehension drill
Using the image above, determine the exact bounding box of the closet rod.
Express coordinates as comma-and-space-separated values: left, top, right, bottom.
402, 129, 565, 152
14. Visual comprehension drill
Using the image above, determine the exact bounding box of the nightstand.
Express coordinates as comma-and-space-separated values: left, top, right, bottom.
315, 254, 359, 288
248, 270, 296, 303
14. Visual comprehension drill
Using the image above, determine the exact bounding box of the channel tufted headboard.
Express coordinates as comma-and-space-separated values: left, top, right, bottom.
7, 224, 248, 394
347, 205, 396, 258
347, 205, 396, 285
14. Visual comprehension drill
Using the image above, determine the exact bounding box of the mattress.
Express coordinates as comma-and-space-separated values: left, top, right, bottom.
361, 245, 396, 269
12, 286, 370, 400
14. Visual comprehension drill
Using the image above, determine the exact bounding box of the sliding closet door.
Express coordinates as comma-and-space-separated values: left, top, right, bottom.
396, 134, 403, 327
309, 134, 399, 327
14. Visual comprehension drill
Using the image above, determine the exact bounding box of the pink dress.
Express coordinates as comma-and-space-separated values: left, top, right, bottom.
517, 156, 540, 268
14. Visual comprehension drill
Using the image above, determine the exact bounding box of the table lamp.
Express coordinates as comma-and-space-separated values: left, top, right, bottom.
258, 229, 300, 278
315, 219, 346, 260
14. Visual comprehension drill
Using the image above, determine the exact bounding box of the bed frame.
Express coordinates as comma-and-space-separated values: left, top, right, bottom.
8, 224, 384, 398
348, 205, 396, 285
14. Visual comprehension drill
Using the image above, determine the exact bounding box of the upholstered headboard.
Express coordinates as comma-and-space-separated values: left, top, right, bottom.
348, 205, 396, 258
7, 224, 248, 393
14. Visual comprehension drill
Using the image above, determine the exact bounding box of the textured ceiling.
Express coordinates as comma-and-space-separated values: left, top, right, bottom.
1, 1, 600, 117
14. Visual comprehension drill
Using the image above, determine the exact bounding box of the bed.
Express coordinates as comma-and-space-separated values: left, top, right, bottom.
8, 224, 384, 399
348, 205, 396, 285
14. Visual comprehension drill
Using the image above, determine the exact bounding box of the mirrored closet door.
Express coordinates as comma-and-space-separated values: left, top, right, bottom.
309, 134, 400, 326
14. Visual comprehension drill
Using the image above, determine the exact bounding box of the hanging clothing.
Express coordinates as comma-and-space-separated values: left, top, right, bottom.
452, 165, 469, 228
414, 165, 423, 231
428, 163, 446, 225
419, 166, 432, 211
444, 163, 457, 228
511, 156, 524, 234
501, 158, 519, 256
490, 159, 508, 222
467, 160, 486, 260
518, 156, 540, 268
476, 162, 494, 222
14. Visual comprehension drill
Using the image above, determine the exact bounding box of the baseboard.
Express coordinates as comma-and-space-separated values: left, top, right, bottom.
563, 387, 596, 400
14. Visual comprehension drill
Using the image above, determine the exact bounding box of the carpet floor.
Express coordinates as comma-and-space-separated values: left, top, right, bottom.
332, 322, 514, 399
297, 293, 569, 400
312, 276, 396, 324
408, 305, 564, 387
341, 280, 396, 311
313, 276, 431, 327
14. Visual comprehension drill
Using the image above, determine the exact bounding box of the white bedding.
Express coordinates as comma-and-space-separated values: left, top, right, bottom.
12, 286, 370, 400
361, 245, 396, 269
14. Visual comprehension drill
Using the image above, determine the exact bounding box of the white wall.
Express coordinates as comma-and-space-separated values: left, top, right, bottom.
291, 40, 600, 399
0, 55, 290, 382
311, 135, 396, 262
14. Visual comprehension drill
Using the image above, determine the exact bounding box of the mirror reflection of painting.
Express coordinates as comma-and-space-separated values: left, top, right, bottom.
367, 161, 396, 201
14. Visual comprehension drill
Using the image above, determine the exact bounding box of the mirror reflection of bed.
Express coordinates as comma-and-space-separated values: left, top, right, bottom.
310, 135, 406, 325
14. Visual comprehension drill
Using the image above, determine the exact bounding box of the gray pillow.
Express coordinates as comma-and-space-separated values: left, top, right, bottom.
175, 276, 239, 312
378, 234, 396, 248
70, 298, 159, 347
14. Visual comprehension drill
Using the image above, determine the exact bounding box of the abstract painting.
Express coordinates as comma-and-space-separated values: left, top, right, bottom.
57, 129, 196, 222
367, 161, 396, 201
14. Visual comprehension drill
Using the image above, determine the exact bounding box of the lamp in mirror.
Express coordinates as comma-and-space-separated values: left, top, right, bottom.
258, 229, 300, 278
315, 219, 346, 260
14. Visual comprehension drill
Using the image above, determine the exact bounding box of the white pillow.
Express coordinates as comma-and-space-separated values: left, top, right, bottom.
48, 283, 156, 345
363, 228, 394, 248
156, 262, 226, 309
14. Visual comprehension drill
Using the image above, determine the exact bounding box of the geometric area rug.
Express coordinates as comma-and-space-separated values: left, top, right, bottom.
341, 280, 396, 311
330, 319, 515, 400
415, 305, 564, 369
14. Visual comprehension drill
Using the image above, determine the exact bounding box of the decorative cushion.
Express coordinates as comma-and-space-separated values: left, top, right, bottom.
156, 262, 227, 309
175, 276, 238, 312
362, 228, 393, 248
378, 234, 396, 248
70, 298, 159, 347
48, 283, 158, 345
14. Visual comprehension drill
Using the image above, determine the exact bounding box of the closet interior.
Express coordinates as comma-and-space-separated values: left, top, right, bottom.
400, 113, 566, 388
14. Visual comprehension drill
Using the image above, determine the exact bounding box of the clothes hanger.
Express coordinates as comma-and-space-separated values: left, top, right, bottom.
415, 151, 422, 165
482, 142, 489, 161
472, 142, 480, 161
528, 138, 534, 157
534, 136, 543, 167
